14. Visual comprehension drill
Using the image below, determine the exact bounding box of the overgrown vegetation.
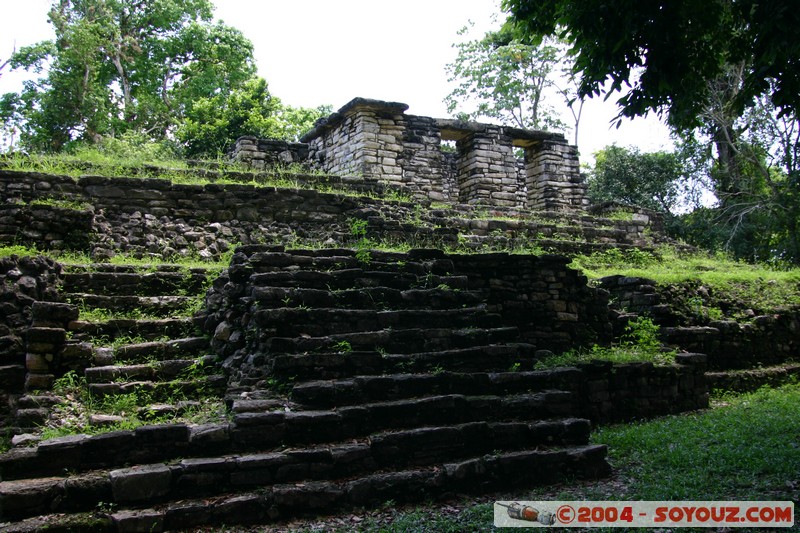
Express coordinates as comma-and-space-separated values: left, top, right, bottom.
0, 242, 233, 272
0, 150, 414, 204
535, 316, 675, 368
38, 370, 227, 441
571, 246, 800, 287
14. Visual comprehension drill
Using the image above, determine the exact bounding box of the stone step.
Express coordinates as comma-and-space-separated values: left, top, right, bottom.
249, 286, 486, 310
240, 247, 453, 275
84, 356, 216, 384
87, 375, 227, 399
266, 326, 521, 356
68, 317, 200, 342
231, 391, 578, 449
0, 443, 609, 526
248, 269, 469, 292
289, 368, 583, 408
112, 336, 211, 363
0, 385, 582, 483
252, 306, 501, 338
0, 423, 211, 481
267, 342, 536, 382
62, 271, 210, 297
65, 293, 197, 317
63, 263, 213, 275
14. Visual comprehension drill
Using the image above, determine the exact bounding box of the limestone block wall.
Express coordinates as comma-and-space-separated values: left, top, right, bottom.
0, 204, 94, 251
573, 355, 708, 423
303, 99, 408, 180
441, 152, 459, 202
599, 275, 800, 370
1, 169, 665, 264
229, 137, 309, 170
525, 139, 589, 211
0, 170, 449, 261
455, 127, 520, 207
445, 253, 612, 350
0, 256, 70, 432
400, 115, 449, 202
294, 97, 589, 211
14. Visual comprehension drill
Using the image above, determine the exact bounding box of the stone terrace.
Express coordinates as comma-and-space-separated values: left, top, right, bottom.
233, 97, 588, 211
0, 246, 709, 531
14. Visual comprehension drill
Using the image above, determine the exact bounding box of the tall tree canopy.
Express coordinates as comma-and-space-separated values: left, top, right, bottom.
503, 0, 800, 130
176, 77, 331, 158
505, 0, 800, 263
0, 0, 323, 156
445, 24, 568, 133
588, 146, 683, 215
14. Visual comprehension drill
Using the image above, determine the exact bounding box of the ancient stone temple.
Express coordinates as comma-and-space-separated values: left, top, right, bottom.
230, 97, 589, 211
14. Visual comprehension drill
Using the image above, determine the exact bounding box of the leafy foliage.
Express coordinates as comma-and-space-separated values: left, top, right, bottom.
670, 93, 800, 264
535, 316, 674, 368
503, 0, 800, 130
588, 146, 684, 214
503, 0, 800, 264
445, 23, 570, 133
1, 0, 254, 151
0, 0, 328, 157
176, 76, 330, 157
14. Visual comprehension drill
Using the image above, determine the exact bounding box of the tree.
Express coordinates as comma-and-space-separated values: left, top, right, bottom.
503, 0, 800, 130
694, 93, 800, 263
505, 0, 800, 263
444, 23, 569, 134
588, 146, 684, 214
1, 0, 256, 152
176, 76, 331, 158
0, 55, 9, 78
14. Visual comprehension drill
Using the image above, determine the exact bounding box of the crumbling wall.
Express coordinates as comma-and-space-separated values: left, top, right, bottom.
599, 275, 800, 369
228, 137, 309, 170
0, 169, 664, 262
259, 97, 589, 211
0, 256, 67, 432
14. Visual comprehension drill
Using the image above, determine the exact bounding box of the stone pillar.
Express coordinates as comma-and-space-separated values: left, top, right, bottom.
229, 136, 261, 168
24, 302, 79, 391
301, 98, 409, 180
525, 139, 588, 211
455, 126, 519, 206
399, 115, 448, 201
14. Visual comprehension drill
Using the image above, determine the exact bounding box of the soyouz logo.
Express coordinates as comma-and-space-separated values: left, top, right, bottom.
493, 501, 795, 528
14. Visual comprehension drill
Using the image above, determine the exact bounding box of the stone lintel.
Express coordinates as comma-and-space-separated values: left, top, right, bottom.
300, 97, 410, 143
435, 119, 566, 146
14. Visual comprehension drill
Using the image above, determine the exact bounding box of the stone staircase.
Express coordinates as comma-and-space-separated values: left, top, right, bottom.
13, 262, 226, 436
66, 264, 227, 407
0, 249, 610, 531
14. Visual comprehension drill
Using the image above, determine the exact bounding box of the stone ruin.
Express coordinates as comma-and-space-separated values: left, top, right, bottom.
230, 97, 588, 211
0, 97, 795, 532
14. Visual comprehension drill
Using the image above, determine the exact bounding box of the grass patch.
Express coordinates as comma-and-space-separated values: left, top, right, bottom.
38, 370, 228, 441
572, 246, 800, 286
0, 244, 42, 259
595, 383, 800, 501
571, 246, 800, 313
0, 152, 414, 203
0, 244, 233, 272
536, 316, 676, 368
75, 306, 163, 323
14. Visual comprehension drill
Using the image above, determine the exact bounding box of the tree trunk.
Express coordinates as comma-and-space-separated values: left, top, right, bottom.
111, 52, 133, 123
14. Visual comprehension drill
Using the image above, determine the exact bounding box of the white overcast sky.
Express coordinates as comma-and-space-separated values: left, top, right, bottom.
0, 0, 673, 161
